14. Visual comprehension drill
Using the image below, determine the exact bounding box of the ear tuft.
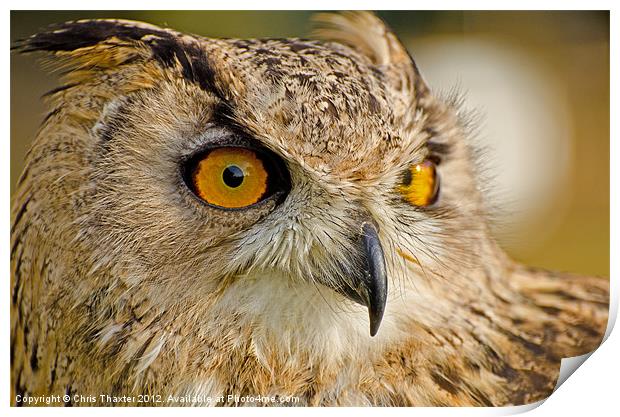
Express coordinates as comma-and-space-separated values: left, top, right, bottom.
13, 19, 175, 54
13, 19, 221, 95
12, 19, 186, 75
312, 11, 410, 67
312, 11, 428, 107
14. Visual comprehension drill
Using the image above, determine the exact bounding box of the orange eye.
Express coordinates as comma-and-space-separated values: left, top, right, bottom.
399, 160, 440, 207
186, 147, 287, 209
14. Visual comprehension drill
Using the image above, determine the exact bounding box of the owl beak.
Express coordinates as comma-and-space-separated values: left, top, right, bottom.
322, 221, 388, 336
359, 222, 388, 337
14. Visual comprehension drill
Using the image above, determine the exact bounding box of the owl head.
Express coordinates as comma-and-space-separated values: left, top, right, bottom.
15, 12, 489, 347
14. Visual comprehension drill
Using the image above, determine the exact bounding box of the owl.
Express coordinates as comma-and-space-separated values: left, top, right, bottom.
11, 11, 608, 406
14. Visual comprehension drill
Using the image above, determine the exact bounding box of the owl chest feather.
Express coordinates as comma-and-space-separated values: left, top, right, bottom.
11, 208, 608, 407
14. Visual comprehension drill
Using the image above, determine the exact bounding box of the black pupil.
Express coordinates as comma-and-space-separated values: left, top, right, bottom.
222, 165, 244, 188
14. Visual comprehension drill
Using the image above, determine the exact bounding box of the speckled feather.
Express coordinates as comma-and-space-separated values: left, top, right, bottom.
11, 12, 608, 406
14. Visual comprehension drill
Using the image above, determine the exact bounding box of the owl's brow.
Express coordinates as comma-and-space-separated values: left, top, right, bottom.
427, 141, 451, 157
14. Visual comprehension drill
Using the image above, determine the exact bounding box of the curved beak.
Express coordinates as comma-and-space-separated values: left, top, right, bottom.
337, 222, 388, 336
360, 222, 388, 336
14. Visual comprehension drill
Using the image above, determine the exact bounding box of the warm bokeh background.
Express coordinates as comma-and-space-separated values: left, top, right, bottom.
10, 11, 610, 276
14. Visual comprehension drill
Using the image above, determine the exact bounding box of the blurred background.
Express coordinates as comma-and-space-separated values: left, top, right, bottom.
10, 11, 609, 276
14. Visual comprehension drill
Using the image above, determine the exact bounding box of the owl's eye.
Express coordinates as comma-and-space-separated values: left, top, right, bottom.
399, 160, 440, 207
184, 147, 288, 209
